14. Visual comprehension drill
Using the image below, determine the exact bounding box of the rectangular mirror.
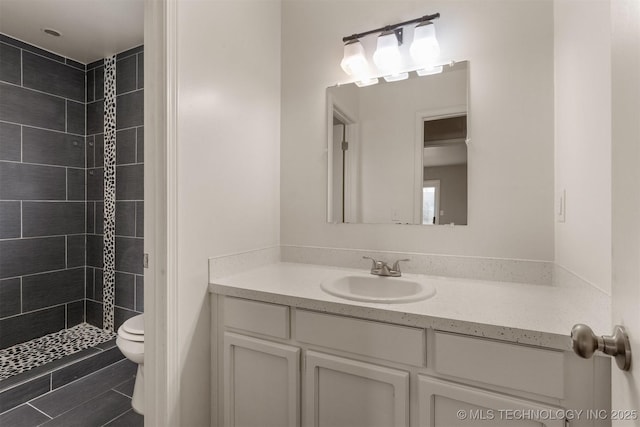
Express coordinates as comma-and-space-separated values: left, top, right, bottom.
327, 61, 469, 225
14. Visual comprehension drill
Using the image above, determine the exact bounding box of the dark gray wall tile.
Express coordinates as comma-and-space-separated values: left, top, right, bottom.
116, 91, 143, 129
94, 133, 104, 166
114, 237, 143, 274
0, 347, 101, 392
95, 66, 104, 100
22, 202, 84, 237
115, 272, 134, 309
85, 300, 103, 328
115, 306, 138, 330
86, 201, 95, 233
87, 167, 104, 201
66, 100, 85, 135
32, 360, 134, 418
0, 121, 21, 161
0, 201, 20, 238
67, 235, 85, 267
95, 269, 103, 302
86, 68, 95, 103
22, 268, 84, 312
22, 52, 84, 102
0, 162, 66, 200
115, 164, 143, 200
136, 127, 143, 163
117, 45, 144, 59
87, 59, 104, 70
66, 300, 84, 327
116, 55, 137, 95
0, 237, 65, 279
85, 267, 94, 299
135, 201, 143, 237
22, 127, 84, 167
0, 277, 21, 318
0, 82, 65, 131
0, 305, 65, 348
0, 43, 21, 85
0, 376, 50, 413
0, 403, 51, 427
51, 346, 124, 389
86, 135, 95, 168
86, 100, 104, 134
67, 168, 85, 200
115, 201, 135, 236
86, 234, 103, 268
96, 202, 104, 234
0, 34, 65, 63
116, 128, 136, 164
65, 58, 85, 71
135, 275, 143, 312
137, 52, 144, 90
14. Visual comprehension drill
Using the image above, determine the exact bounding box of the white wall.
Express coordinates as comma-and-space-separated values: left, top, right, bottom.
176, 1, 281, 425
281, 0, 555, 260
554, 0, 611, 294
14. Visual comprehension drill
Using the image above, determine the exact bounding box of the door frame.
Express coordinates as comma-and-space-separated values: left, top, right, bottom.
144, 0, 180, 425
413, 105, 468, 224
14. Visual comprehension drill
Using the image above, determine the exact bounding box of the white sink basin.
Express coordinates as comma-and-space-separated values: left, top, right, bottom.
320, 274, 436, 303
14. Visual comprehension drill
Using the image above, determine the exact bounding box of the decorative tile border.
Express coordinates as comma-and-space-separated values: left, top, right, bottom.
0, 323, 116, 380
103, 55, 117, 331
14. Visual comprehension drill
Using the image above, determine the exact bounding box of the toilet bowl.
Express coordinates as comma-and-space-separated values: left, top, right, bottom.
116, 314, 144, 414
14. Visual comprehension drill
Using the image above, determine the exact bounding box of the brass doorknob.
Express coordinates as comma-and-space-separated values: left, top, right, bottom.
571, 324, 631, 371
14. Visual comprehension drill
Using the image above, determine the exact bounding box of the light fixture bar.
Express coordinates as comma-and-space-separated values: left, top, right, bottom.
342, 13, 440, 43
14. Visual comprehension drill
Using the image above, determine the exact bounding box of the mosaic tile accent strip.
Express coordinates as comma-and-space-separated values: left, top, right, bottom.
103, 55, 117, 332
0, 323, 116, 380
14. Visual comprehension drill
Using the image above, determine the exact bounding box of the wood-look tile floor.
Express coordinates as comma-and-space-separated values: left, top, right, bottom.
0, 359, 143, 427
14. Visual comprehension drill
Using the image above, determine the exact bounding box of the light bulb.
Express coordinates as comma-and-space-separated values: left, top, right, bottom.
373, 30, 402, 76
410, 21, 440, 67
340, 40, 368, 78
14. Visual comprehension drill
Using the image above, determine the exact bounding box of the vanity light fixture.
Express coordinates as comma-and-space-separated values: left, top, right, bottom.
410, 21, 441, 73
341, 12, 440, 84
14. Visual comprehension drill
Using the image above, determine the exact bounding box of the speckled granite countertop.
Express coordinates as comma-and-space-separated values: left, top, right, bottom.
208, 262, 611, 351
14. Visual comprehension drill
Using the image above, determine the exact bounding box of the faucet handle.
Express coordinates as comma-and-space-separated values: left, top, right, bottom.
392, 259, 410, 272
362, 256, 379, 269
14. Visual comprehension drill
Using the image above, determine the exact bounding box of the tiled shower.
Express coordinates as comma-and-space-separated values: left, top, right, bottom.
0, 33, 144, 421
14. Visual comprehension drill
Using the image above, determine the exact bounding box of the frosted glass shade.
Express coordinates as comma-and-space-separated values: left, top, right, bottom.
410, 22, 440, 67
340, 40, 368, 77
373, 31, 402, 75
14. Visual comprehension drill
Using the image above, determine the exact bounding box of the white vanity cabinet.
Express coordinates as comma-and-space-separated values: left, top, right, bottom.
212, 295, 610, 427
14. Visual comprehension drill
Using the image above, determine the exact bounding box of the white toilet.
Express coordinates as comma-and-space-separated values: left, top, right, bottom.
116, 314, 145, 414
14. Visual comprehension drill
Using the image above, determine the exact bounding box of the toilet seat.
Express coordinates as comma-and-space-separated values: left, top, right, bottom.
118, 329, 144, 342
118, 314, 144, 342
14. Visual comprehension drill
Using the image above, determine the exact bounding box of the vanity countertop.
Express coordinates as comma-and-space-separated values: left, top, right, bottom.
208, 262, 611, 351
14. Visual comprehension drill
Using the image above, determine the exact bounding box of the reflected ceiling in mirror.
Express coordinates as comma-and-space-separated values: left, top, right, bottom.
327, 61, 469, 225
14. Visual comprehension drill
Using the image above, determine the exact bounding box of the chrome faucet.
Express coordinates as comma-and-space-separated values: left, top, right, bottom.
363, 256, 410, 277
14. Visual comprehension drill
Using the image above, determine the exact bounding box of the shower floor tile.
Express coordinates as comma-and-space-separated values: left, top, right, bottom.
0, 323, 116, 381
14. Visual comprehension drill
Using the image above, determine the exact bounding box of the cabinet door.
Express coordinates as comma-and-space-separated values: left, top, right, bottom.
418, 376, 565, 427
304, 351, 409, 427
224, 332, 300, 427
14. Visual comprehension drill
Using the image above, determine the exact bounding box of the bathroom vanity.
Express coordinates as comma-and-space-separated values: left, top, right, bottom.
209, 262, 611, 427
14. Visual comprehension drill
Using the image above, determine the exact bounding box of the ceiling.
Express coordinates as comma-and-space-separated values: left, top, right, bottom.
0, 0, 143, 64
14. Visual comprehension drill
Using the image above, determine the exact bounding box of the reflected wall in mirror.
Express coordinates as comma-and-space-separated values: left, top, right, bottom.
327, 61, 469, 225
